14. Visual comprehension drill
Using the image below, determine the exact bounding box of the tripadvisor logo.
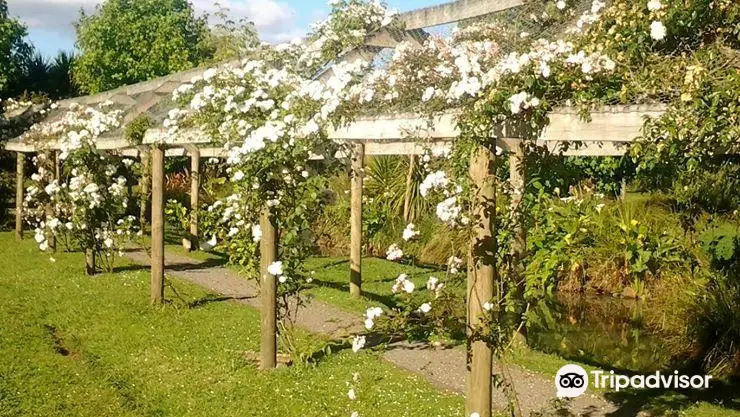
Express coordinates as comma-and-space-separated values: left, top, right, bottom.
556, 364, 589, 397
555, 364, 712, 397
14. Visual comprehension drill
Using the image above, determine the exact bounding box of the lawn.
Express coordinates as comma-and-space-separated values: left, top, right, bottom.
0, 232, 463, 417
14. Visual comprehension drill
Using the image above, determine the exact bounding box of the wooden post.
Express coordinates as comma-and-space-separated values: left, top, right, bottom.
150, 146, 165, 305
349, 143, 364, 298
259, 208, 278, 370
15, 152, 25, 240
85, 249, 96, 275
509, 142, 526, 275
465, 143, 496, 417
403, 154, 416, 223
54, 150, 60, 179
139, 149, 151, 233
188, 148, 200, 251
48, 152, 59, 253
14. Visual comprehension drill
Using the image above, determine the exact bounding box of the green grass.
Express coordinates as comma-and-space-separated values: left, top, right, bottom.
0, 232, 463, 417
304, 256, 444, 314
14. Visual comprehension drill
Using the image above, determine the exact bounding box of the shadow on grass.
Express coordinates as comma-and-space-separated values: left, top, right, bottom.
188, 294, 256, 309
604, 379, 740, 416
310, 277, 398, 309
312, 258, 349, 269
113, 253, 229, 274
304, 340, 353, 365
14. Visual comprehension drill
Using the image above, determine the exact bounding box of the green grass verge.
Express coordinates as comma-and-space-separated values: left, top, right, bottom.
0, 232, 463, 417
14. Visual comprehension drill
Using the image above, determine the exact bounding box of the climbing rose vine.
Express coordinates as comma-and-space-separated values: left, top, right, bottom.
23, 102, 139, 272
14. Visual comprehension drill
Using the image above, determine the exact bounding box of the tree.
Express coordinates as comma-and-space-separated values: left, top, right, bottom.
204, 3, 260, 63
48, 51, 80, 99
73, 0, 214, 94
22, 52, 49, 95
0, 0, 32, 97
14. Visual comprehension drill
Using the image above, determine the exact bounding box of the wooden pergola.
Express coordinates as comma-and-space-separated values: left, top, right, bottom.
1, 1, 679, 415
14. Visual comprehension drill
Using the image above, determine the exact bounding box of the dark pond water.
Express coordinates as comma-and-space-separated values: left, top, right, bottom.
526, 293, 673, 373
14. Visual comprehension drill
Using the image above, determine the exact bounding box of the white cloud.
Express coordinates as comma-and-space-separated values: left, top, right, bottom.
193, 0, 303, 43
7, 0, 98, 33
7, 0, 305, 47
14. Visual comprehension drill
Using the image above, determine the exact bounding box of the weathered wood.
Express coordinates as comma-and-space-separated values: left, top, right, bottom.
85, 249, 96, 276
328, 113, 460, 141
48, 152, 59, 253
399, 0, 523, 30
403, 154, 416, 223
541, 105, 666, 143
139, 149, 151, 232
465, 144, 496, 417
15, 152, 24, 240
150, 146, 165, 305
350, 143, 365, 298
187, 148, 200, 251
54, 150, 60, 178
243, 351, 292, 367
259, 208, 278, 370
509, 142, 526, 269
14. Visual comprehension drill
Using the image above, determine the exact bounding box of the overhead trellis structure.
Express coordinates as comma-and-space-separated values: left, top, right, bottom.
4, 0, 734, 415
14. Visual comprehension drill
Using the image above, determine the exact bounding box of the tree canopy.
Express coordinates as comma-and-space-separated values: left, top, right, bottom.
0, 0, 32, 97
73, 0, 214, 94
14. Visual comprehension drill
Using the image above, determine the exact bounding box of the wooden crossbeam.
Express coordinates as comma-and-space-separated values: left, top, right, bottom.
15, 104, 735, 159
398, 0, 524, 30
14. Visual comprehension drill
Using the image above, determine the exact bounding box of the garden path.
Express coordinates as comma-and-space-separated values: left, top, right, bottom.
125, 248, 618, 416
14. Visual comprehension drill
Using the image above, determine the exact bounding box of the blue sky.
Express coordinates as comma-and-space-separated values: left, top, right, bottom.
5, 0, 439, 57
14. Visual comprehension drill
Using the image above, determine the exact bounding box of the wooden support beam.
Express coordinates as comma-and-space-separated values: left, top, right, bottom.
139, 149, 151, 233
150, 146, 165, 305
46, 151, 60, 253
399, 0, 523, 30
85, 249, 96, 276
403, 154, 416, 223
349, 143, 365, 298
15, 152, 24, 240
259, 208, 278, 370
54, 150, 60, 178
187, 148, 200, 251
465, 143, 496, 417
508, 142, 526, 272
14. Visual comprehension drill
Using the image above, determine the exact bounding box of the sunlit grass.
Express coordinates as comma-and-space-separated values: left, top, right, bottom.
0, 232, 463, 417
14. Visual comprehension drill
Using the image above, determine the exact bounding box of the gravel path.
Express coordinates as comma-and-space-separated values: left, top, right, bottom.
125, 248, 618, 416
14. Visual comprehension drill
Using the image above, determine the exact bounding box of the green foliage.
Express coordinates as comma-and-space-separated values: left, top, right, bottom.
687, 276, 740, 378
4, 50, 80, 100
363, 155, 431, 236
670, 163, 739, 217
73, 0, 213, 93
47, 51, 79, 99
700, 222, 740, 273
124, 114, 152, 145
203, 3, 260, 63
164, 199, 189, 232
524, 189, 689, 297
0, 0, 31, 96
525, 145, 633, 197
22, 52, 49, 95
